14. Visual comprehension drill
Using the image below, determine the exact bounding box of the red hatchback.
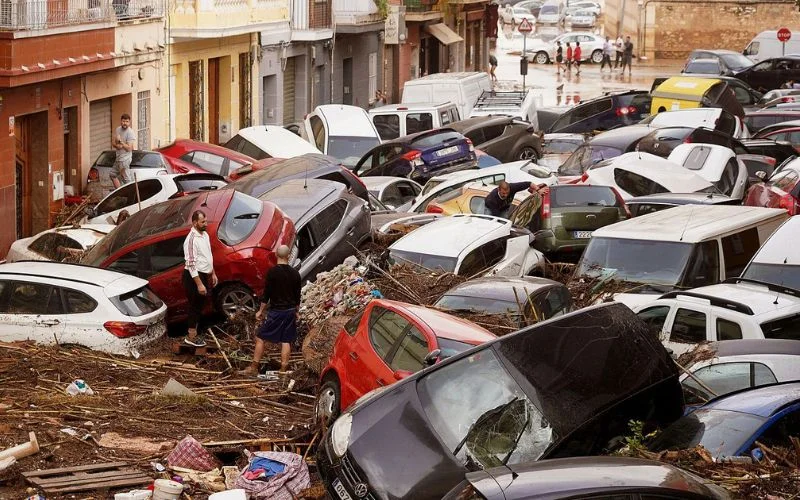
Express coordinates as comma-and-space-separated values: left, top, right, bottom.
756, 128, 800, 154
744, 159, 800, 215
80, 189, 295, 322
316, 299, 496, 422
158, 139, 256, 178
226, 157, 286, 182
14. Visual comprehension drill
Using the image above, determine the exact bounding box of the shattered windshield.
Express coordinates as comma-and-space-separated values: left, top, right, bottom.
418, 349, 554, 469
388, 249, 458, 273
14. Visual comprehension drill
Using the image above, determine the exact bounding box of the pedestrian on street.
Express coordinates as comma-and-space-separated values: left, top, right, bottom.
182, 210, 217, 348
555, 41, 564, 73
485, 181, 547, 218
601, 36, 614, 71
621, 36, 634, 76
573, 42, 582, 75
111, 113, 136, 189
489, 51, 498, 82
614, 35, 624, 68
240, 245, 302, 376
565, 42, 573, 73
371, 90, 387, 108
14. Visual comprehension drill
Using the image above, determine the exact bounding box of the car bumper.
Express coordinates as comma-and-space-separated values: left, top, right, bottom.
318, 432, 381, 500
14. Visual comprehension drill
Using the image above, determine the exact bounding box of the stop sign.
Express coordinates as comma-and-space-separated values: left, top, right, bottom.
778, 27, 792, 42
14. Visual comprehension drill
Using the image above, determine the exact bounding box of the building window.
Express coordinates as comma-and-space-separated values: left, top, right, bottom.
239, 52, 252, 129
368, 52, 377, 98
137, 91, 151, 151
189, 60, 205, 142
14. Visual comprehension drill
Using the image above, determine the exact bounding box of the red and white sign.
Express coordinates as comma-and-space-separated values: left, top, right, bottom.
518, 18, 533, 33
778, 27, 792, 42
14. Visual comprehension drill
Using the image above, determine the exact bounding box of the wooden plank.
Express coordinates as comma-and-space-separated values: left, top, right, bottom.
33, 470, 147, 487
22, 462, 129, 478
46, 476, 152, 494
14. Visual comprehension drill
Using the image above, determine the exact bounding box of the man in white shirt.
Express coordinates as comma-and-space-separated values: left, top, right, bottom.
182, 210, 218, 347
601, 36, 614, 71
614, 35, 624, 69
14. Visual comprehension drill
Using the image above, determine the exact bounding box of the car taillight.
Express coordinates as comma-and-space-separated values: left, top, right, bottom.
87, 167, 99, 182
580, 172, 590, 183
782, 97, 796, 103
615, 106, 636, 116
174, 164, 189, 173
426, 204, 444, 214
611, 187, 631, 217
542, 189, 551, 219
402, 150, 424, 167
465, 138, 475, 152
104, 321, 147, 338
778, 193, 798, 215
342, 166, 367, 189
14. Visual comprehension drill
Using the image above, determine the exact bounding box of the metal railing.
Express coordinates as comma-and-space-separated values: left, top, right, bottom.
0, 0, 165, 30
292, 0, 329, 29
404, 0, 439, 13
332, 0, 376, 17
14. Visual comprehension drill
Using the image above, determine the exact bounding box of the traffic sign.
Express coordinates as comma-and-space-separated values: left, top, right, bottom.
778, 27, 792, 42
518, 18, 533, 33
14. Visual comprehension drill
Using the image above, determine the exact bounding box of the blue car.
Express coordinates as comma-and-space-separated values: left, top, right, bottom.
649, 382, 800, 459
352, 128, 477, 183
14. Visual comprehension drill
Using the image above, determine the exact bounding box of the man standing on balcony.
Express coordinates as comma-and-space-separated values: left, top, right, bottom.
111, 113, 136, 189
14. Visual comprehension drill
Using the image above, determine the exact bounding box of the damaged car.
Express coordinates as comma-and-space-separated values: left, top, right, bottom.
5, 224, 115, 263
318, 302, 684, 500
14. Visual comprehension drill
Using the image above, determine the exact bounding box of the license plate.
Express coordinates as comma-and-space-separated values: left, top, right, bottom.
573, 231, 593, 239
436, 146, 459, 157
332, 479, 353, 500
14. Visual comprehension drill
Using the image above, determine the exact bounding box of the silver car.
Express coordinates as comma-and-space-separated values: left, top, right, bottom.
528, 32, 605, 64
566, 9, 596, 28
85, 150, 170, 201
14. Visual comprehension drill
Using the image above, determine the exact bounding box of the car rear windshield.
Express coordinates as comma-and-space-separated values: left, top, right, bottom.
720, 53, 754, 70
175, 177, 227, 193
388, 249, 457, 273
97, 151, 163, 169
551, 186, 618, 207
411, 130, 463, 149
543, 139, 583, 154
761, 313, 800, 340
540, 4, 557, 14
686, 61, 721, 74
558, 145, 623, 176
743, 263, 800, 292
110, 286, 164, 316
421, 179, 445, 196
648, 409, 765, 458
217, 191, 263, 246
437, 338, 479, 359
327, 136, 381, 167
436, 294, 520, 316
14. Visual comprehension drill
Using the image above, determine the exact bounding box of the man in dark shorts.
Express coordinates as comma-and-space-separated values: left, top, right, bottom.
488, 51, 498, 82
555, 41, 563, 73
240, 245, 302, 376
182, 210, 217, 347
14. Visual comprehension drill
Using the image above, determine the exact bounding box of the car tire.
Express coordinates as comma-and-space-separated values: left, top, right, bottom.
591, 49, 603, 64
316, 375, 341, 425
516, 146, 540, 160
214, 283, 257, 318
535, 51, 550, 64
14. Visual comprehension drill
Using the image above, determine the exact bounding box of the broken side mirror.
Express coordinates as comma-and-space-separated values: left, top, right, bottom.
393, 369, 413, 381
755, 170, 767, 180
423, 349, 441, 367
85, 206, 95, 218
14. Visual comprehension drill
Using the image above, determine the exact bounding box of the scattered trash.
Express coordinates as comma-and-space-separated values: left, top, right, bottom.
228, 400, 244, 408
152, 478, 184, 500
222, 466, 240, 490
234, 451, 311, 499
0, 431, 39, 461
209, 489, 247, 500
300, 264, 376, 328
151, 461, 166, 472
159, 378, 197, 397
166, 435, 219, 472
0, 456, 15, 472
170, 466, 226, 492
114, 489, 152, 500
65, 379, 94, 396
60, 428, 79, 437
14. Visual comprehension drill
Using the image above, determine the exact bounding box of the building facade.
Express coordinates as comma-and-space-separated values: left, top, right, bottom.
332, 0, 384, 108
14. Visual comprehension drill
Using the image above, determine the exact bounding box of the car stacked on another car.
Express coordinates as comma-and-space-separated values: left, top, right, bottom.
557, 125, 655, 181
424, 182, 531, 216
157, 139, 256, 177
547, 90, 652, 134
5, 224, 116, 263
744, 155, 800, 214
85, 150, 171, 201
224, 125, 322, 160
626, 192, 739, 217
449, 116, 543, 162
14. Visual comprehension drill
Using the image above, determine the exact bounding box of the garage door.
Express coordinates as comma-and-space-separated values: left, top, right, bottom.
283, 57, 295, 125
89, 99, 112, 164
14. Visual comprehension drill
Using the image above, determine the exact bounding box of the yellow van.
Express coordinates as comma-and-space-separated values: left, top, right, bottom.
651, 77, 744, 117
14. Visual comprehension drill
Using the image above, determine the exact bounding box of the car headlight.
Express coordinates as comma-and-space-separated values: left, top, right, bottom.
330, 412, 353, 458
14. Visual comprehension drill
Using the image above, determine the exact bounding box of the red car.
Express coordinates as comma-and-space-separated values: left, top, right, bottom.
80, 189, 295, 322
316, 299, 496, 422
158, 139, 256, 177
226, 157, 286, 182
744, 159, 800, 215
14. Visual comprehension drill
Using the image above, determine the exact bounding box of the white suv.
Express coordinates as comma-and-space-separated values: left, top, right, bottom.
633, 279, 800, 356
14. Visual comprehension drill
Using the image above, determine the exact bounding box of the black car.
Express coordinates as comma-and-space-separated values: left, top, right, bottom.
636, 126, 748, 158
353, 128, 477, 183
317, 302, 683, 500
734, 55, 800, 92
627, 192, 739, 217
225, 153, 369, 202
443, 457, 731, 500
448, 116, 543, 162
558, 125, 653, 177
547, 90, 652, 134
741, 138, 798, 166
744, 110, 800, 134
685, 49, 754, 76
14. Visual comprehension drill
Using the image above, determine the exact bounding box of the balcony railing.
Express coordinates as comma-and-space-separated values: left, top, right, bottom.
0, 0, 165, 30
404, 0, 438, 13
333, 0, 379, 24
292, 0, 329, 29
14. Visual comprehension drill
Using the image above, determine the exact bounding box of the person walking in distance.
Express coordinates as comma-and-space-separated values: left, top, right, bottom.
240, 245, 302, 376
614, 35, 624, 69
565, 42, 573, 73
488, 51, 498, 82
182, 210, 217, 347
555, 41, 564, 74
111, 113, 136, 189
621, 35, 634, 76
601, 36, 614, 72
573, 41, 582, 75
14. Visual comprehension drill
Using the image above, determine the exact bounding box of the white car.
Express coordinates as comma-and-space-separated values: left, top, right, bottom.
527, 32, 605, 65
641, 108, 749, 139
565, 9, 596, 27
387, 214, 545, 277
85, 150, 171, 202
360, 177, 423, 210
0, 261, 167, 356
501, 5, 536, 24
667, 143, 749, 200
409, 160, 557, 213
633, 280, 800, 357
224, 125, 322, 160
6, 225, 115, 263
303, 105, 383, 168
536, 1, 564, 24
566, 1, 600, 16
83, 173, 227, 225
581, 152, 717, 200
742, 216, 800, 290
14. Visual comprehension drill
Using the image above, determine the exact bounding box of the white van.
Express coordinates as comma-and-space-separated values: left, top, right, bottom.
401, 72, 492, 119
744, 31, 800, 63
303, 105, 382, 168
574, 205, 789, 308
741, 215, 800, 290
368, 102, 461, 141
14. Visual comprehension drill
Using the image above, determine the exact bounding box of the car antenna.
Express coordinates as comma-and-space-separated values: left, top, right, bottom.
679, 205, 694, 242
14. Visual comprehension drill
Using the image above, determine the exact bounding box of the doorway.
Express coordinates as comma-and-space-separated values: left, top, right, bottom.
63, 106, 78, 195
189, 60, 204, 141
208, 57, 220, 144
343, 57, 353, 105
14, 111, 48, 238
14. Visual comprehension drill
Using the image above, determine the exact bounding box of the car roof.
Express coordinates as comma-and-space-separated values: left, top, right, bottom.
648, 108, 725, 127
257, 178, 343, 223
404, 71, 486, 82
626, 192, 737, 205
661, 280, 800, 316
314, 105, 376, 137
669, 143, 735, 170
706, 339, 800, 358
234, 153, 341, 183
369, 102, 454, 113
692, 49, 744, 56
428, 160, 528, 184
450, 115, 511, 131
749, 215, 800, 265
376, 299, 496, 343
439, 277, 562, 303
702, 381, 800, 417
758, 119, 800, 128
687, 58, 721, 64
591, 152, 715, 192
360, 176, 415, 191
0, 261, 149, 297
44, 224, 117, 246
235, 126, 321, 157
389, 215, 508, 257
383, 127, 459, 145
166, 139, 255, 162
588, 125, 654, 147
592, 204, 787, 243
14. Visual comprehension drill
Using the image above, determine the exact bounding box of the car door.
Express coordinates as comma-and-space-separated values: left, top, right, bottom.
56, 286, 104, 349
385, 324, 431, 383
300, 200, 348, 278
663, 305, 712, 357
487, 236, 530, 276
0, 280, 65, 345
89, 179, 166, 224
475, 123, 512, 160
744, 60, 778, 91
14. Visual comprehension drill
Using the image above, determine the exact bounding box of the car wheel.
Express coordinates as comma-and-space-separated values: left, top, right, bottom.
517, 146, 539, 160
316, 375, 341, 425
591, 49, 603, 64
215, 283, 257, 318
535, 51, 549, 64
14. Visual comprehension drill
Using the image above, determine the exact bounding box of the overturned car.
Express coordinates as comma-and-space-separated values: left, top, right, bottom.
318, 302, 684, 500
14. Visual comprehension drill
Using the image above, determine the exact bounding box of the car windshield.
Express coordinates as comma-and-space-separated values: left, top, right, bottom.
576, 237, 695, 288
412, 130, 463, 149
540, 4, 557, 14
421, 179, 445, 196
544, 139, 583, 154
175, 177, 227, 193
388, 249, 458, 273
217, 191, 263, 246
551, 186, 618, 207
558, 145, 623, 176
328, 136, 381, 167
436, 294, 521, 316
743, 263, 800, 292
686, 61, 721, 74
131, 152, 164, 168
418, 348, 554, 469
648, 409, 765, 458
110, 286, 164, 317
720, 53, 754, 70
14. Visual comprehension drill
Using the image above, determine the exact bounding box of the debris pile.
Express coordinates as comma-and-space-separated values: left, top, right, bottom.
301, 316, 351, 375
299, 263, 377, 330
544, 262, 640, 309
369, 264, 466, 306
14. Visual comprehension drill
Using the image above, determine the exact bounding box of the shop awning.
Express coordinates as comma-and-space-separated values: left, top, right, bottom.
425, 23, 463, 45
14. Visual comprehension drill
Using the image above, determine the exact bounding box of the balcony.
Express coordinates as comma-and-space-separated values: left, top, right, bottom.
170, 0, 289, 39
405, 0, 440, 21
333, 0, 380, 26
291, 0, 332, 40
0, 0, 164, 31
